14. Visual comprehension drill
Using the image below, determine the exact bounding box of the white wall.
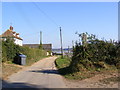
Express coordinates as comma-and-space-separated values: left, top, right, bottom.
14, 38, 23, 46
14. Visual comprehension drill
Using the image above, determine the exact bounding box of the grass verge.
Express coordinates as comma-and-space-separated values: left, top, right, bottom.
2, 56, 49, 80
55, 56, 118, 80
55, 56, 71, 69
2, 63, 22, 80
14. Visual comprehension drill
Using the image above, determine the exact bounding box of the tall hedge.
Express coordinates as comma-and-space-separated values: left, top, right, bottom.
2, 37, 21, 62
2, 37, 47, 64
70, 33, 120, 72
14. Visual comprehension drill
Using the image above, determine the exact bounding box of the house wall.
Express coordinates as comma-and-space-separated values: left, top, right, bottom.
14, 38, 23, 46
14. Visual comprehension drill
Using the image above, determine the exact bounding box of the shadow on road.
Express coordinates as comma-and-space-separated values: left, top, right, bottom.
1, 78, 50, 90
29, 69, 59, 74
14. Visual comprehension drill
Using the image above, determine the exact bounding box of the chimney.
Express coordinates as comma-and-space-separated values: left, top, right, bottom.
16, 33, 19, 37
10, 26, 13, 30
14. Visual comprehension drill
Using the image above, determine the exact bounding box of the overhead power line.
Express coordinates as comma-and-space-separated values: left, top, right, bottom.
33, 2, 59, 27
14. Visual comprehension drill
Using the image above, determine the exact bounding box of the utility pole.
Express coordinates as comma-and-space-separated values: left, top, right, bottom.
60, 27, 63, 58
68, 46, 69, 54
39, 31, 42, 49
40, 31, 42, 45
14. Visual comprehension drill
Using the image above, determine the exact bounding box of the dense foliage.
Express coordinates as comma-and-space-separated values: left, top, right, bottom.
2, 37, 47, 65
70, 33, 120, 73
2, 37, 21, 62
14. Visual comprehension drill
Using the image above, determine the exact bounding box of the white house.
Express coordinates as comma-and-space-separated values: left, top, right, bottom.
0, 26, 23, 46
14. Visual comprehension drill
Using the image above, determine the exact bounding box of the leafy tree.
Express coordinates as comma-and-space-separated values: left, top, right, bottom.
2, 37, 21, 62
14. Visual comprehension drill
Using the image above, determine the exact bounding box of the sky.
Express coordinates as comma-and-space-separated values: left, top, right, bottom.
2, 2, 118, 48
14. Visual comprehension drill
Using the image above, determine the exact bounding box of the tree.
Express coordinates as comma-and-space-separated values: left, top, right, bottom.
2, 37, 21, 62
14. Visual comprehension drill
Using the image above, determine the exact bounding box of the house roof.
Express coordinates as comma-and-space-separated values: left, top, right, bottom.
0, 26, 23, 40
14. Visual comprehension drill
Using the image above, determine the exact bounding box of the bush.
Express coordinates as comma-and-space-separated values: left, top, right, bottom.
20, 46, 47, 65
2, 37, 47, 65
2, 38, 20, 62
69, 32, 120, 73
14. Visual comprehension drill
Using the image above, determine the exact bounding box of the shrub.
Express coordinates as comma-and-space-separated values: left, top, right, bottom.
2, 37, 20, 62
69, 32, 120, 73
2, 37, 47, 65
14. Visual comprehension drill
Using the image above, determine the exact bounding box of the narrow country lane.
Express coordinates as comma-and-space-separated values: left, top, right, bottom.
2, 56, 68, 88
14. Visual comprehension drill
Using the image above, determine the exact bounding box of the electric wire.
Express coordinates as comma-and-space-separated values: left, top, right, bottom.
33, 2, 59, 28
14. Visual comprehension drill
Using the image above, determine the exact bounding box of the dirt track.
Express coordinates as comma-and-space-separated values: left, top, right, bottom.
64, 70, 119, 88
2, 56, 119, 89
2, 56, 67, 88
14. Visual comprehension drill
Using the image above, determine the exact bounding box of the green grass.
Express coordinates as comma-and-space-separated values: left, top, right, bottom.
55, 56, 78, 79
55, 56, 118, 80
55, 56, 71, 69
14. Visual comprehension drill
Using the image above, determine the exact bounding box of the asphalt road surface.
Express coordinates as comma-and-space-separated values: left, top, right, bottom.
2, 56, 67, 88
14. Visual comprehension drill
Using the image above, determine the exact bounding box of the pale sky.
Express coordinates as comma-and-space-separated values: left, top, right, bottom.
2, 2, 118, 48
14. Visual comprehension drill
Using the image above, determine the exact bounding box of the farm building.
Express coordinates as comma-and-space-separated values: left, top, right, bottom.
23, 44, 52, 51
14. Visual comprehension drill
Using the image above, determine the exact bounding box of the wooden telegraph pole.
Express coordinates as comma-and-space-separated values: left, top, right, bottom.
39, 31, 42, 49
60, 27, 63, 58
40, 31, 42, 45
68, 46, 69, 54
